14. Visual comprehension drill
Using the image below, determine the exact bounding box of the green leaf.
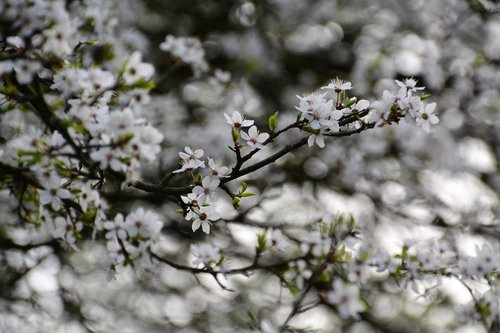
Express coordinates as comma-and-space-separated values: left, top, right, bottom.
118, 59, 128, 78
401, 245, 409, 260
241, 181, 248, 193
268, 111, 279, 131
287, 282, 301, 296
420, 94, 431, 101
339, 91, 346, 102
232, 197, 240, 209
240, 192, 255, 197
120, 132, 135, 144
246, 310, 259, 329
50, 98, 65, 110
216, 255, 225, 266
302, 126, 317, 134
346, 97, 357, 107
231, 127, 239, 142
124, 80, 156, 90
82, 39, 99, 47
296, 111, 303, 123
81, 209, 96, 223
59, 118, 72, 128
257, 230, 268, 252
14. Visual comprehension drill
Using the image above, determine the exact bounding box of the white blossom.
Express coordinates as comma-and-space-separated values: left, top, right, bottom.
39, 177, 72, 211
192, 177, 220, 204
284, 260, 312, 289
207, 158, 229, 179
395, 78, 425, 96
123, 51, 154, 84
191, 206, 220, 234
327, 279, 365, 319
190, 243, 221, 266
103, 213, 128, 241
415, 102, 439, 133
321, 79, 352, 93
125, 208, 163, 239
224, 111, 254, 129
241, 126, 269, 150
160, 35, 209, 75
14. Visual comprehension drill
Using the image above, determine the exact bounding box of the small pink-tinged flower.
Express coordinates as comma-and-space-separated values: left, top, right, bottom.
207, 158, 229, 178
284, 260, 312, 289
39, 178, 72, 211
173, 147, 205, 173
295, 92, 328, 115
125, 208, 163, 238
307, 129, 326, 148
191, 206, 220, 234
395, 78, 425, 95
123, 51, 154, 84
179, 146, 204, 161
224, 111, 254, 129
415, 102, 439, 133
321, 79, 352, 93
192, 177, 220, 204
103, 213, 128, 240
181, 192, 201, 208
241, 126, 269, 150
327, 279, 365, 319
190, 243, 221, 266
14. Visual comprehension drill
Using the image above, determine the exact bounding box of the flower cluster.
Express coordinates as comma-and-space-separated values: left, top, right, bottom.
367, 78, 439, 132
160, 35, 209, 76
327, 278, 365, 319
459, 243, 499, 279
103, 208, 163, 269
469, 290, 500, 328
51, 67, 115, 99
46, 52, 161, 175
296, 78, 438, 149
174, 147, 230, 234
225, 111, 269, 150
284, 260, 312, 289
173, 147, 206, 174
5, 1, 488, 331
36, 172, 108, 250
190, 243, 222, 267
0, 0, 166, 266
87, 107, 163, 173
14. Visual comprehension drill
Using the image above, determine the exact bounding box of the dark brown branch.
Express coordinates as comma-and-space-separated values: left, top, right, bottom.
151, 251, 307, 277
279, 245, 336, 332
238, 120, 305, 168
225, 137, 308, 182
16, 78, 97, 173
129, 114, 373, 196
0, 162, 42, 188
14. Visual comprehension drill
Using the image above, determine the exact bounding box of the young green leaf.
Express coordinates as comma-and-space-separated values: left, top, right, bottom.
231, 127, 239, 142
268, 111, 279, 131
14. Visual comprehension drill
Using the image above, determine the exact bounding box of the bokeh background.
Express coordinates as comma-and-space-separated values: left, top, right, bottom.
1, 0, 499, 332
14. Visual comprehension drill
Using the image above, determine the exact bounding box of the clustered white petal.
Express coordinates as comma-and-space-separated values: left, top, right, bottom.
366, 79, 439, 132
160, 35, 209, 76
176, 151, 230, 234
241, 125, 270, 150
173, 146, 206, 173
296, 78, 438, 149
190, 243, 222, 266
224, 111, 254, 129
104, 208, 163, 265
327, 279, 365, 319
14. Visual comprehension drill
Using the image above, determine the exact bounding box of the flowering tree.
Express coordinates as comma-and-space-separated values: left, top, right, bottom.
0, 1, 499, 332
